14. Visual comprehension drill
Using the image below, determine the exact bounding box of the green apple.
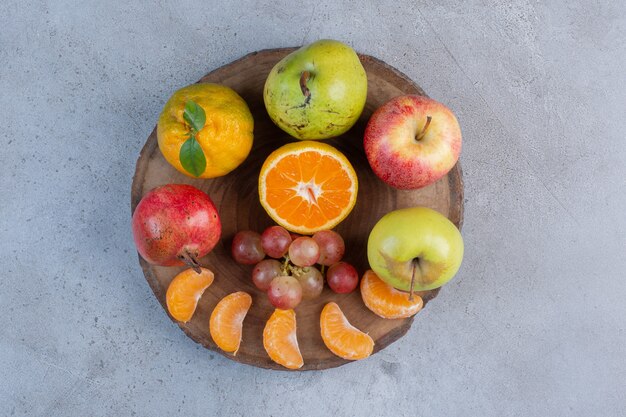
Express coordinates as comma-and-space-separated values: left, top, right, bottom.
263, 39, 367, 140
367, 207, 464, 292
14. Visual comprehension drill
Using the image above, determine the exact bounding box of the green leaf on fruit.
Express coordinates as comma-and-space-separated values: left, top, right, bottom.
183, 100, 206, 132
179, 136, 206, 177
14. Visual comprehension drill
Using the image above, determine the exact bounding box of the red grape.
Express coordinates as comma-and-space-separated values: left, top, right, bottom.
288, 237, 320, 267
267, 276, 302, 309
231, 230, 265, 264
326, 262, 359, 294
296, 267, 324, 299
313, 230, 345, 266
261, 225, 292, 258
252, 259, 282, 291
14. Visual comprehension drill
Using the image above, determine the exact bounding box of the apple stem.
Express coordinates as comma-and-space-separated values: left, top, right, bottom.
179, 250, 202, 274
415, 116, 432, 141
300, 71, 311, 98
409, 258, 419, 301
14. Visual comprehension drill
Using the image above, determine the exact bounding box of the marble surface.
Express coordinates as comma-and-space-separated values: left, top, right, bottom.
1, 1, 624, 416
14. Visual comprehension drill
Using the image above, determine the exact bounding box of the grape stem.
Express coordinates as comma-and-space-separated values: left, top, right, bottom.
282, 255, 291, 276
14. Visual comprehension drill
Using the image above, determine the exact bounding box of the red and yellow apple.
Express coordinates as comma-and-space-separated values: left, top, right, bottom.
364, 95, 462, 190
367, 207, 463, 292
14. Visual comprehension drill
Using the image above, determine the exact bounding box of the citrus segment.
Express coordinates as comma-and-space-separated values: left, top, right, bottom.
209, 292, 252, 354
259, 141, 358, 234
320, 302, 374, 360
166, 267, 214, 323
360, 270, 424, 319
263, 309, 303, 369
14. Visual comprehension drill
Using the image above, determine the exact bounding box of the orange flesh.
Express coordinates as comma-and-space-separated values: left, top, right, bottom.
209, 292, 252, 354
260, 142, 357, 234
360, 270, 424, 319
265, 152, 353, 230
166, 268, 214, 323
263, 309, 303, 370
320, 302, 374, 360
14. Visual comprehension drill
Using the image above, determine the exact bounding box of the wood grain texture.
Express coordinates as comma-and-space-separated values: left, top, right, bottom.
131, 48, 464, 370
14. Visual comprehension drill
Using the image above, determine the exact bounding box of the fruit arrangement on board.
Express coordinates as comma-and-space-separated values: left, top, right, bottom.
131, 39, 464, 370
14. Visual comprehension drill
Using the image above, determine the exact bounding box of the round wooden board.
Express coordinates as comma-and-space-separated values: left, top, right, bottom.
131, 48, 464, 370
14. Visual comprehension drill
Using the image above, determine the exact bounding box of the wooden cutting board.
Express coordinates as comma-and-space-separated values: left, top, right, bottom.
131, 48, 464, 370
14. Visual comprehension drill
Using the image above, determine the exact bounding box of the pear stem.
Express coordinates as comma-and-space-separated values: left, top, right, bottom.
415, 116, 432, 141
300, 71, 311, 97
179, 249, 202, 274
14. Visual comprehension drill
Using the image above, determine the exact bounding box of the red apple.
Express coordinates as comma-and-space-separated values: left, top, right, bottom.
364, 95, 462, 190
131, 184, 221, 270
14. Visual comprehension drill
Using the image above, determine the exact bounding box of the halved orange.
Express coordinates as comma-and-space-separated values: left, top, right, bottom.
166, 267, 214, 323
209, 292, 252, 354
263, 309, 303, 369
258, 141, 358, 234
360, 270, 424, 319
320, 302, 374, 360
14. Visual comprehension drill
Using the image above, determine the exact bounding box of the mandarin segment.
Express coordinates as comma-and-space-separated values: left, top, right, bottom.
269, 157, 300, 185
320, 302, 374, 360
299, 151, 322, 177
209, 292, 252, 355
258, 141, 358, 234
318, 197, 343, 218
324, 173, 352, 189
360, 270, 424, 319
263, 309, 304, 370
265, 189, 294, 208
166, 267, 215, 323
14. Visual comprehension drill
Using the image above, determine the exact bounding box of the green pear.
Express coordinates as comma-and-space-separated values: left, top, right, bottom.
367, 207, 464, 292
263, 39, 367, 140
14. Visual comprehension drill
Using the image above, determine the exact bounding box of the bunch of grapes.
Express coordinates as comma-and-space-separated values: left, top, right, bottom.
231, 226, 359, 309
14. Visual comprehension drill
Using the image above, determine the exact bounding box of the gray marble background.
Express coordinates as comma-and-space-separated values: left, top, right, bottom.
1, 1, 624, 416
